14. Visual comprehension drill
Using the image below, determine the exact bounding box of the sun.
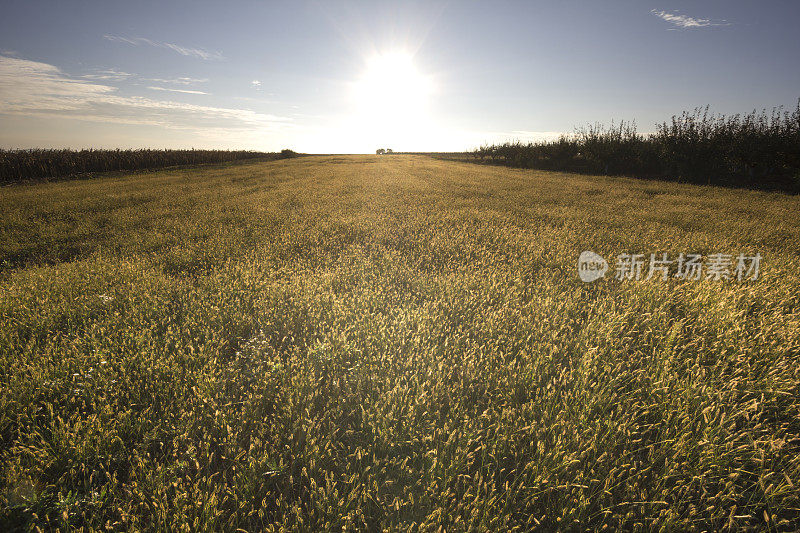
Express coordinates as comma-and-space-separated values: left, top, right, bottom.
354, 51, 432, 117
348, 50, 435, 150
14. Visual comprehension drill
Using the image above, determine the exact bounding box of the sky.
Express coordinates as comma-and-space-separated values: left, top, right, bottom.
0, 0, 798, 153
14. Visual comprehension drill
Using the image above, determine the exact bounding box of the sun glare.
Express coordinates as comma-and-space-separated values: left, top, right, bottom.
347, 51, 435, 151
355, 52, 432, 115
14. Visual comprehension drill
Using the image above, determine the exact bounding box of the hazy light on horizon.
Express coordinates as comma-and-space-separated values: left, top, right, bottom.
0, 1, 798, 153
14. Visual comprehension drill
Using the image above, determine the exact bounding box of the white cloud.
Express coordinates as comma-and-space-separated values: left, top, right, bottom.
651, 10, 730, 29
147, 86, 208, 95
0, 55, 292, 138
82, 68, 134, 81
0, 56, 116, 113
103, 34, 224, 60
147, 77, 208, 85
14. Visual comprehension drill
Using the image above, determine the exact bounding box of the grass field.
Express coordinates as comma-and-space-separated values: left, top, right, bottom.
1, 155, 799, 531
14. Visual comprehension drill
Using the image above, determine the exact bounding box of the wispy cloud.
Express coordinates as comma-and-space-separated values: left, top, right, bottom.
147, 86, 208, 95
147, 77, 208, 85
103, 34, 224, 60
82, 68, 134, 81
0, 55, 291, 138
0, 56, 116, 113
651, 10, 730, 29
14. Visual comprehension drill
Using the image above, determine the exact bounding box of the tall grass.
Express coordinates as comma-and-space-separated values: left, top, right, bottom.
0, 149, 287, 183
474, 102, 800, 190
1, 156, 799, 530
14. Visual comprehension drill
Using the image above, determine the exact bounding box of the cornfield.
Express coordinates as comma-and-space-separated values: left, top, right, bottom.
474, 102, 800, 191
0, 149, 286, 183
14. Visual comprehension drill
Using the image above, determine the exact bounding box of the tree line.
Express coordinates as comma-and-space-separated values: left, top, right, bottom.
474, 102, 800, 191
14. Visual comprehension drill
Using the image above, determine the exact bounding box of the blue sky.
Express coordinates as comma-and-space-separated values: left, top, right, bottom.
1, 0, 798, 153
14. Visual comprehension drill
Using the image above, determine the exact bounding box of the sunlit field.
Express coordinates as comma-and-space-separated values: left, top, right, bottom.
1, 155, 799, 530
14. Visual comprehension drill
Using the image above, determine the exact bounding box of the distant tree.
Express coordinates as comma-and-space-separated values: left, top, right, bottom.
279, 149, 298, 158
385, 148, 393, 154
376, 148, 385, 155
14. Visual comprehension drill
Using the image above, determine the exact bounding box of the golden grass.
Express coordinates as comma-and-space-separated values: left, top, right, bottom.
1, 155, 799, 530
